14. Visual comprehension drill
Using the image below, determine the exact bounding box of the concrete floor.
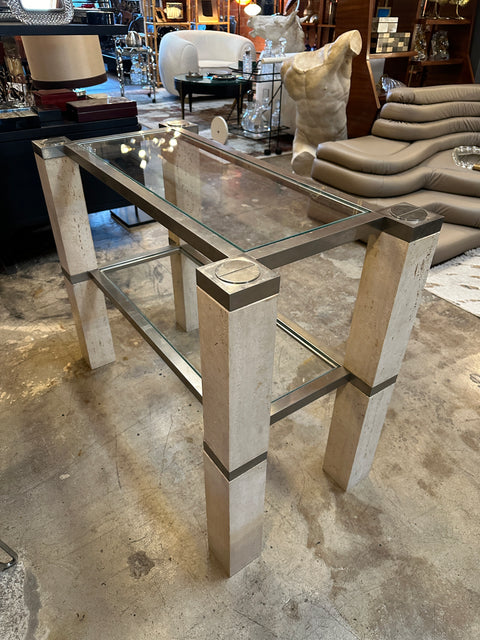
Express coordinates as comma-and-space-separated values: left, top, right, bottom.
1, 203, 479, 640
1, 79, 480, 638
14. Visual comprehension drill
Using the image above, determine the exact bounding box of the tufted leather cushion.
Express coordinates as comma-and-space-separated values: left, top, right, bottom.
372, 116, 480, 141
315, 132, 480, 175
380, 100, 480, 123
310, 84, 480, 263
307, 187, 480, 266
311, 155, 480, 198
386, 84, 480, 104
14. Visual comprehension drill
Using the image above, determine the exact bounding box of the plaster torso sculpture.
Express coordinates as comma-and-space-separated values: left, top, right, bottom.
281, 30, 362, 175
247, 11, 305, 55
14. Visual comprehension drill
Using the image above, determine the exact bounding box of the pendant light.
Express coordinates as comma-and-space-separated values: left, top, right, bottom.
244, 1, 261, 15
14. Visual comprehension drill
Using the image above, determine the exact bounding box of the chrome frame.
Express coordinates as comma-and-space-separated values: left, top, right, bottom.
90, 243, 348, 417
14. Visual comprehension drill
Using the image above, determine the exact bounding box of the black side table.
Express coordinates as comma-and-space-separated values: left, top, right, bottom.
174, 74, 252, 123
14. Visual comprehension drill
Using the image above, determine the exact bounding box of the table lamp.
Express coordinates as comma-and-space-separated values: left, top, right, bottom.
21, 34, 107, 89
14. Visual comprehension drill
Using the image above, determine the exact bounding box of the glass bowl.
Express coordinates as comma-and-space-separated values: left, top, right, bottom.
452, 146, 480, 170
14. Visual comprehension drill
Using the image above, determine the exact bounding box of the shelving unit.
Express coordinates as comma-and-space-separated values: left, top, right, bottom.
298, 0, 337, 49
335, 0, 477, 138
302, 22, 334, 49
191, 0, 231, 28
407, 10, 476, 87
335, 0, 384, 137
140, 0, 231, 84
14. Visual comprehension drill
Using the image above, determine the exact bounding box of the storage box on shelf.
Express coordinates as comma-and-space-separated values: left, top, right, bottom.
371, 17, 398, 33
374, 31, 411, 54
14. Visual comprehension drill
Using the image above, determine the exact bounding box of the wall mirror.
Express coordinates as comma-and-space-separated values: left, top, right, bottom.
7, 0, 74, 24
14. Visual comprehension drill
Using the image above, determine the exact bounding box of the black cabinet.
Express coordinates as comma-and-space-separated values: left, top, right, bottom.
0, 115, 141, 268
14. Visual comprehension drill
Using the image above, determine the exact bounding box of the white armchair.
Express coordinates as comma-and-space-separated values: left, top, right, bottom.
158, 30, 256, 95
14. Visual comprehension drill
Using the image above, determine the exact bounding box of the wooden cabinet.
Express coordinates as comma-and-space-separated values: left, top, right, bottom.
0, 22, 138, 270
335, 0, 417, 137
335, 0, 477, 138
140, 0, 231, 84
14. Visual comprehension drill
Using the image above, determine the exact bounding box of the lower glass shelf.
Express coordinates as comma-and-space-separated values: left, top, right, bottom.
94, 247, 344, 411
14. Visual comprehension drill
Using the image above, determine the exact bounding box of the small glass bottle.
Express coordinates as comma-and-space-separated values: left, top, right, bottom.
260, 88, 271, 131
242, 49, 252, 76
271, 100, 281, 130
274, 37, 287, 75
241, 90, 256, 132
259, 39, 273, 80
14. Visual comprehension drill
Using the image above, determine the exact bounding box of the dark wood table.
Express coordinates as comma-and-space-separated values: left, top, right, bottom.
174, 74, 252, 123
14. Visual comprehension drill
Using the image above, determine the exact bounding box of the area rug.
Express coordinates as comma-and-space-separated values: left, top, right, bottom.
425, 248, 480, 318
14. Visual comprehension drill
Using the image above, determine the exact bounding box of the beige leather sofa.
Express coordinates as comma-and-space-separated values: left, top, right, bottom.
310, 84, 480, 265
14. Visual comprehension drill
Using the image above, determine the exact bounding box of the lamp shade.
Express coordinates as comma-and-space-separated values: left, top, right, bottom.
22, 35, 107, 89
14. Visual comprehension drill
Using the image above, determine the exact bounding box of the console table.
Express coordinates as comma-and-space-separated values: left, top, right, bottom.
34, 128, 442, 576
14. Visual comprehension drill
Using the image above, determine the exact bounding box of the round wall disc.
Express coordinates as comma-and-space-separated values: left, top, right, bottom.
211, 116, 229, 145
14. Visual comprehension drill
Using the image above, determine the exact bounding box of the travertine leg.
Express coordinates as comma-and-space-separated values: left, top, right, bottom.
324, 220, 440, 490
203, 454, 267, 575
162, 136, 201, 331
169, 233, 199, 332
35, 142, 115, 369
197, 257, 279, 576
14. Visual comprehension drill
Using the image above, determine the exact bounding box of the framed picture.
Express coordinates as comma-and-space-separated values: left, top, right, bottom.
165, 1, 184, 20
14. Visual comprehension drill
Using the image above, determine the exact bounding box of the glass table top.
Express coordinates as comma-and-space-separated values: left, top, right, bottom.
67, 127, 371, 254
61, 127, 368, 408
